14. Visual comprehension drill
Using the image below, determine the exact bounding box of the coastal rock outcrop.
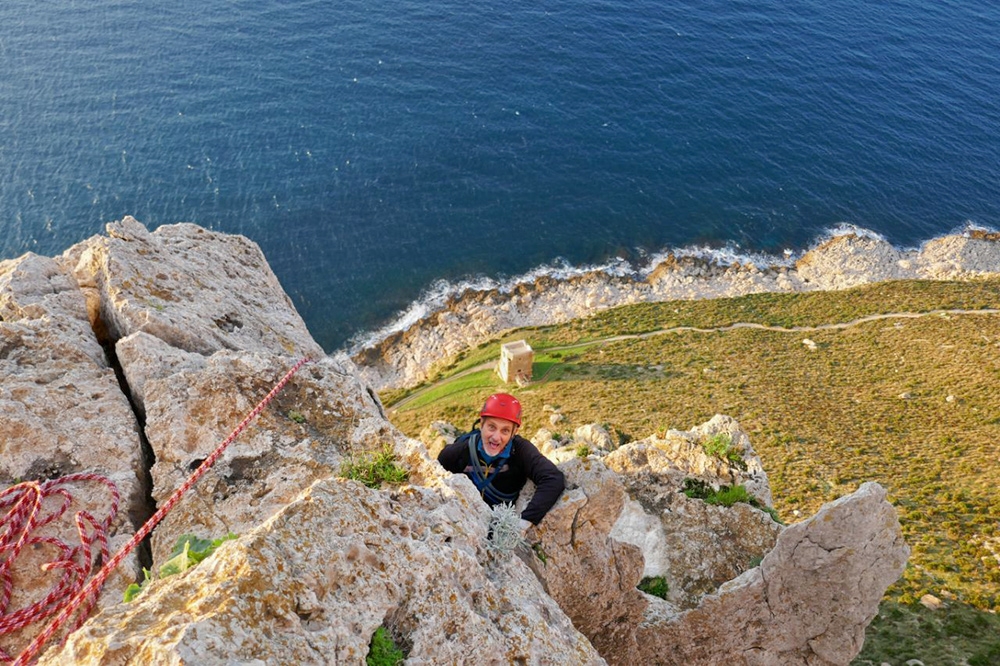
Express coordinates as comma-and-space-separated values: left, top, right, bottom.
526, 458, 906, 665
794, 235, 907, 289
2, 218, 908, 664
605, 416, 780, 609
355, 231, 1000, 390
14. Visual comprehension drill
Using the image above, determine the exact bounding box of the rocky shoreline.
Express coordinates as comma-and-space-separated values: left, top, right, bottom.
354, 231, 1000, 390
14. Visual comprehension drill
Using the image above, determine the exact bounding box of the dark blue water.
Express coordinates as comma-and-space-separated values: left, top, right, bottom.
2, 0, 999, 350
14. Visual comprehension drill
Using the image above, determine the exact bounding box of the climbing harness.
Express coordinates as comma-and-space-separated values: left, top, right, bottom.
463, 432, 517, 506
3, 357, 309, 665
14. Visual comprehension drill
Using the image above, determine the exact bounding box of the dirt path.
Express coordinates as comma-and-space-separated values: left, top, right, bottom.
387, 308, 1000, 410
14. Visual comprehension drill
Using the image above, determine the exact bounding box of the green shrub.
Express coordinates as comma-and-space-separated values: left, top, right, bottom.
638, 576, 669, 600
858, 600, 1000, 665
682, 477, 713, 500
705, 484, 754, 507
124, 533, 237, 602
340, 447, 409, 488
969, 641, 1000, 666
367, 626, 405, 666
611, 426, 633, 449
682, 478, 783, 523
702, 433, 747, 470
287, 410, 306, 424
760, 505, 783, 524
576, 445, 591, 458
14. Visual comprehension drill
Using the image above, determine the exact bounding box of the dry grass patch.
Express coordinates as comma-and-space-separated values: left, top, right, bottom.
384, 279, 1000, 662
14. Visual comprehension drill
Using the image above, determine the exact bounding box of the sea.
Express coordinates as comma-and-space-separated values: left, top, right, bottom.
1, 0, 998, 353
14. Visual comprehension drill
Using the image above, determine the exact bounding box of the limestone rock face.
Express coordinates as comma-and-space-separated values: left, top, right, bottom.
513, 417, 906, 666
418, 419, 461, 459
61, 216, 324, 361
521, 458, 648, 659
615, 487, 781, 610
918, 234, 1000, 277
605, 415, 772, 507
43, 456, 603, 666
119, 339, 395, 564
689, 414, 772, 506
526, 456, 906, 665
0, 253, 145, 656
55, 219, 393, 565
4, 219, 912, 665
604, 416, 780, 609
630, 482, 909, 666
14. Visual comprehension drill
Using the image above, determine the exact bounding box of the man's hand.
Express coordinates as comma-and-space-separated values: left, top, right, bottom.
518, 518, 533, 536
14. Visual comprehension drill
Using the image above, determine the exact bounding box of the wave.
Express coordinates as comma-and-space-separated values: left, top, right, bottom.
346, 223, 998, 353
952, 219, 1000, 238
819, 223, 888, 244
346, 256, 634, 353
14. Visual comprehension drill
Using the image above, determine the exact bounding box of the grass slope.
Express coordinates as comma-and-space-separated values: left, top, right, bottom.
384, 278, 1000, 664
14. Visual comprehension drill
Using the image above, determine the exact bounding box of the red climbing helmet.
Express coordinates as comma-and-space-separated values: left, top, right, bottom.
480, 392, 522, 426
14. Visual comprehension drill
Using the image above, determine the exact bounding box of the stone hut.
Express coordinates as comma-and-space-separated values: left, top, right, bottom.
497, 340, 534, 385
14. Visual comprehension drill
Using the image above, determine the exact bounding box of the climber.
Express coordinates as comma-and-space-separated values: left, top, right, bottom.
437, 392, 565, 535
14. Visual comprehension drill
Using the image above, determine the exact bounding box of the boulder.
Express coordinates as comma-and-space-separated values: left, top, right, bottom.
629, 482, 909, 666
531, 428, 561, 455
573, 423, 615, 452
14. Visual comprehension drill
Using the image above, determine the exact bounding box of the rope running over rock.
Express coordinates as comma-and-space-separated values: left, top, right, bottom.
8, 356, 309, 665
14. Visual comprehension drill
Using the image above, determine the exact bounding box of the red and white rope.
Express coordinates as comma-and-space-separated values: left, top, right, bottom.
0, 474, 119, 662
5, 356, 309, 665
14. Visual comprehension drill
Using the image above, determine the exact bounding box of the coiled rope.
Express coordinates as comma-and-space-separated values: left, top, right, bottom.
0, 474, 119, 662
4, 357, 309, 665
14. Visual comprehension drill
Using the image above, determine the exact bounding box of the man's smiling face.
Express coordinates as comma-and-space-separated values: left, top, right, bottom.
481, 416, 517, 456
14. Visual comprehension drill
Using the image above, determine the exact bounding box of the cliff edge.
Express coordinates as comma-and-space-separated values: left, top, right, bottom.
1, 217, 908, 664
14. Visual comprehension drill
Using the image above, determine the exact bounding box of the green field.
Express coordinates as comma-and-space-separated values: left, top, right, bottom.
384, 278, 1000, 665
